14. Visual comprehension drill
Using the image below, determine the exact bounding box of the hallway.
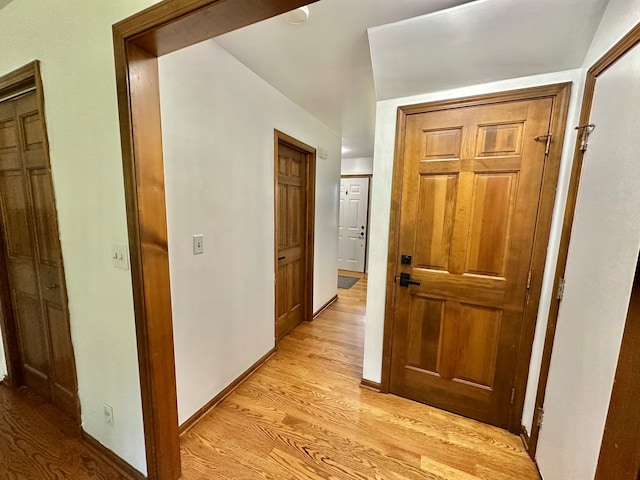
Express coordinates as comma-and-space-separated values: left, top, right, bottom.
180, 275, 539, 479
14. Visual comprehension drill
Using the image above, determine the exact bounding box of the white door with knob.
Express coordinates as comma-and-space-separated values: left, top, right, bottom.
338, 176, 369, 272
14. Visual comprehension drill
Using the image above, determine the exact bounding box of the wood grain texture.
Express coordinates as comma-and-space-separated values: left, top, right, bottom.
179, 276, 540, 479
595, 263, 640, 479
126, 43, 181, 480
0, 385, 129, 479
381, 84, 571, 434
390, 97, 554, 428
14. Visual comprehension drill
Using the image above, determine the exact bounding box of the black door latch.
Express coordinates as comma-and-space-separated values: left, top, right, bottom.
399, 272, 421, 287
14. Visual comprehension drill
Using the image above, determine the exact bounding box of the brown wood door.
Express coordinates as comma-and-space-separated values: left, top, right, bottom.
390, 97, 553, 427
0, 92, 78, 419
276, 141, 307, 341
595, 261, 640, 480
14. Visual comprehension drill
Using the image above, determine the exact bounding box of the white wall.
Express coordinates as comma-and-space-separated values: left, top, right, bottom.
158, 40, 341, 425
362, 70, 583, 396
0, 0, 159, 474
536, 2, 640, 479
341, 157, 373, 175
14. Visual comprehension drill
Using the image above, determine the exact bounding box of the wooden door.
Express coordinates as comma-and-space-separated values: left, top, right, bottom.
0, 92, 78, 419
276, 141, 308, 341
390, 97, 553, 427
595, 260, 640, 480
338, 177, 369, 273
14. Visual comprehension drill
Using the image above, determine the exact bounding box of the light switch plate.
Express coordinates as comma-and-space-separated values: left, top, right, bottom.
111, 244, 129, 270
193, 235, 204, 255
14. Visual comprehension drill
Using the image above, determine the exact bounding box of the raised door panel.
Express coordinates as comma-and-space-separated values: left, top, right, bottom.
0, 117, 20, 171
414, 175, 457, 271
0, 171, 31, 258
29, 169, 61, 267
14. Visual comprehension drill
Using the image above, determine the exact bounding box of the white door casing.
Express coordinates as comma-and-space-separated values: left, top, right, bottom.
338, 177, 369, 272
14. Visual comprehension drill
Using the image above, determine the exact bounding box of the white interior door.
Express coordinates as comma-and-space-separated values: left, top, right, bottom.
338, 177, 369, 272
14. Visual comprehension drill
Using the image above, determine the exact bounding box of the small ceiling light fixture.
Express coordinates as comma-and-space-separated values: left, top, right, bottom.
283, 6, 310, 25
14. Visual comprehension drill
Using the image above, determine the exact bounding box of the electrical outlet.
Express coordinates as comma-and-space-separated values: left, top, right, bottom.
104, 404, 114, 426
193, 234, 204, 255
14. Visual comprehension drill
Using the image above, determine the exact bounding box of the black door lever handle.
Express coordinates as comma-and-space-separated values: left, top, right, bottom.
399, 272, 420, 287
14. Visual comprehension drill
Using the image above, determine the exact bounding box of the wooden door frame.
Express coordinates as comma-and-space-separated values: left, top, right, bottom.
379, 83, 572, 434
528, 21, 640, 456
340, 174, 372, 274
274, 129, 316, 342
112, 1, 315, 478
0, 62, 80, 425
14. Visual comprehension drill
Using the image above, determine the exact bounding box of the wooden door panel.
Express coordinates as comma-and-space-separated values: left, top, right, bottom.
288, 184, 302, 246
46, 302, 75, 391
465, 173, 517, 277
275, 140, 308, 341
414, 174, 457, 271
390, 97, 553, 427
14, 292, 49, 376
406, 296, 443, 373
0, 171, 31, 257
29, 169, 61, 266
0, 118, 21, 171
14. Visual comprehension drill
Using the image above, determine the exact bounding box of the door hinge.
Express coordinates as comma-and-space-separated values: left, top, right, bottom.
556, 277, 566, 300
575, 123, 595, 151
536, 406, 545, 428
510, 388, 516, 405
534, 134, 552, 155
526, 270, 532, 290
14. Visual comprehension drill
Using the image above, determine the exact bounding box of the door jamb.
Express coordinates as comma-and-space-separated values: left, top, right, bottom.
528, 21, 640, 456
274, 130, 316, 343
379, 83, 572, 434
112, 2, 315, 478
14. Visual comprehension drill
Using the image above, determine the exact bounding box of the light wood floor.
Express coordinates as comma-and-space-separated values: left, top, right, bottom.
0, 385, 126, 479
180, 274, 540, 479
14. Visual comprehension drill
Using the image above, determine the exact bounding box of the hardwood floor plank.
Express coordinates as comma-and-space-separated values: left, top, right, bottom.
180, 275, 539, 479
0, 386, 127, 479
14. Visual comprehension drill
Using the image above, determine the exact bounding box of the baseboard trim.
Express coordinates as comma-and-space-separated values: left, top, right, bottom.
313, 294, 338, 320
179, 347, 276, 435
520, 425, 530, 451
360, 379, 382, 392
81, 430, 144, 480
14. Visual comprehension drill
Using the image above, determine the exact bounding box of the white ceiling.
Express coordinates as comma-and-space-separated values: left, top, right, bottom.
215, 0, 476, 158
369, 0, 610, 100
0, 0, 14, 10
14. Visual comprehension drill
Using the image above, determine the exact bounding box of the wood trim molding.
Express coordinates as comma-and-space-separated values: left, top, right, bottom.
81, 430, 145, 480
528, 21, 640, 456
360, 379, 382, 392
178, 348, 276, 435
341, 174, 373, 178
313, 295, 338, 320
520, 425, 531, 452
379, 83, 572, 434
114, 3, 315, 477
